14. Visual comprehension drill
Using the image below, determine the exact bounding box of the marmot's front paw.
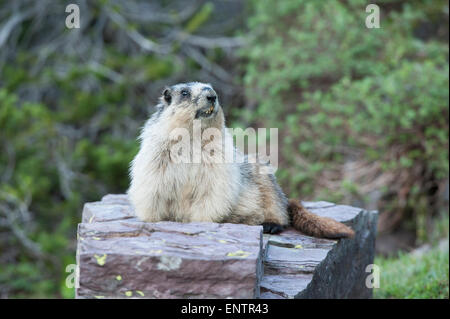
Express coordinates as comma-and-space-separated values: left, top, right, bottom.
262, 222, 284, 234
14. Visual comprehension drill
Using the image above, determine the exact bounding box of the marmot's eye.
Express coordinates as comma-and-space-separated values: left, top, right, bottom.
181, 90, 189, 97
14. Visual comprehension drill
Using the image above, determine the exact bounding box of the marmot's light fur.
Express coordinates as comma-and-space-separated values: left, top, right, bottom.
128, 82, 354, 238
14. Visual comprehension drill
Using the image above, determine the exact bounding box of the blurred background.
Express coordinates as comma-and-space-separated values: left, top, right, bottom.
0, 0, 448, 298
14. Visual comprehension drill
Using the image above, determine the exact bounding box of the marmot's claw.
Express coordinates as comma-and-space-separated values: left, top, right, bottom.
262, 222, 284, 234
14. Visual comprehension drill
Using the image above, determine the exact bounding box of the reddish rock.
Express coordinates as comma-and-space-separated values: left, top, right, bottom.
76, 195, 378, 299
76, 201, 262, 299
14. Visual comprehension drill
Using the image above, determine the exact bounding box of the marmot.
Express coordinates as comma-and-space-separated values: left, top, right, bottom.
128, 82, 354, 238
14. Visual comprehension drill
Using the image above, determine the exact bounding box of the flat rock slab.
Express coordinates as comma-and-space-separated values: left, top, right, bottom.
76, 194, 378, 299
260, 201, 378, 299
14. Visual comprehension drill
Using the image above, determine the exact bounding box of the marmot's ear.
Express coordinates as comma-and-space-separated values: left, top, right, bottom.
163, 87, 172, 105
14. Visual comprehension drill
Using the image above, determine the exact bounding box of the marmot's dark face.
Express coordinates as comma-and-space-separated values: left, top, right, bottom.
161, 82, 220, 120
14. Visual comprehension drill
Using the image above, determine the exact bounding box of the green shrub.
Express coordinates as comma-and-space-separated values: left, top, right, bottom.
374, 244, 449, 299
241, 0, 449, 238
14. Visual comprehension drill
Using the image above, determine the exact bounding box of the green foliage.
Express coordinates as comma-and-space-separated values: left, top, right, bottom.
374, 244, 449, 299
245, 0, 387, 97
241, 0, 449, 237
375, 212, 449, 299
0, 90, 73, 298
301, 61, 449, 176
0, 90, 55, 200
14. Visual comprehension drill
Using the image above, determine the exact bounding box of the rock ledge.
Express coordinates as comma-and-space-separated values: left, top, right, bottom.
75, 194, 378, 299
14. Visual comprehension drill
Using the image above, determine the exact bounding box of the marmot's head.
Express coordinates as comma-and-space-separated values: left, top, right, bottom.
157, 82, 223, 127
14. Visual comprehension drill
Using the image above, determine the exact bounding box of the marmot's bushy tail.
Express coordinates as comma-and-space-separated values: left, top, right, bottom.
288, 199, 355, 239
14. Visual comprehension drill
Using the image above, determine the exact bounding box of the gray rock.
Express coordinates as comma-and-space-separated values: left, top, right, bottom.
76, 195, 378, 299
261, 203, 378, 299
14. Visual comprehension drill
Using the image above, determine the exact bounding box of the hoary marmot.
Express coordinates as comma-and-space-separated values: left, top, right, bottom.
128, 82, 354, 238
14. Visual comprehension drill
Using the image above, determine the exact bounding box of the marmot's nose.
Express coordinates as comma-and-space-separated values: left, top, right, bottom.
206, 95, 216, 104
